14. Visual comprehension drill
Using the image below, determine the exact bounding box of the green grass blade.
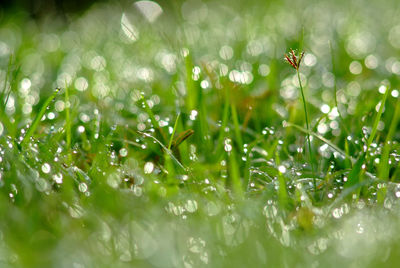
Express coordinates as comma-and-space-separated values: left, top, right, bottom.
216, 91, 230, 158
168, 113, 180, 150
137, 131, 188, 172
276, 152, 289, 209
329, 41, 352, 138
171, 129, 194, 149
229, 146, 243, 198
367, 86, 390, 150
231, 101, 243, 151
65, 83, 72, 163
140, 95, 166, 144
285, 122, 352, 161
378, 96, 400, 180
20, 88, 60, 147
296, 69, 316, 188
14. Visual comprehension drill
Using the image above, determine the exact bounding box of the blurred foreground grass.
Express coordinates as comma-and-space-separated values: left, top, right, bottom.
1, 0, 400, 266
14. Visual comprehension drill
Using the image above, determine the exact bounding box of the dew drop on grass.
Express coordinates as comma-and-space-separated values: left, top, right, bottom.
107, 173, 121, 188
77, 125, 85, 133
278, 165, 286, 174
78, 182, 88, 193
189, 110, 198, 120
224, 138, 232, 152
144, 162, 154, 174
185, 200, 198, 213
69, 204, 84, 218
332, 208, 343, 219
206, 201, 220, 216
35, 178, 49, 192
133, 185, 142, 196
53, 173, 63, 184
41, 163, 51, 174
356, 223, 364, 234
119, 148, 128, 157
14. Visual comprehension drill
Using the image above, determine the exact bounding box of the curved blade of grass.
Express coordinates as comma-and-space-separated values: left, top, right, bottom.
137, 131, 188, 172
296, 68, 316, 189
229, 146, 243, 198
65, 83, 72, 163
171, 129, 194, 150
20, 88, 60, 147
285, 121, 378, 182
329, 41, 352, 139
139, 95, 167, 144
276, 151, 289, 209
1, 55, 13, 105
215, 91, 230, 158
168, 113, 180, 150
284, 122, 351, 161
348, 86, 389, 189
378, 96, 400, 180
231, 101, 243, 150
367, 86, 390, 150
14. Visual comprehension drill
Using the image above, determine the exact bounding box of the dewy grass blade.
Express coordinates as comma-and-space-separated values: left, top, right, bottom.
231, 101, 243, 150
168, 113, 180, 150
137, 131, 188, 172
65, 83, 72, 163
367, 85, 390, 151
379, 96, 400, 180
297, 67, 316, 188
347, 85, 389, 189
329, 41, 352, 139
171, 129, 194, 150
20, 88, 60, 147
285, 122, 352, 162
285, 48, 316, 189
140, 95, 167, 144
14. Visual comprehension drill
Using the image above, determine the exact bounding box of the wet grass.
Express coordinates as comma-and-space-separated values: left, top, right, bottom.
1, 0, 400, 267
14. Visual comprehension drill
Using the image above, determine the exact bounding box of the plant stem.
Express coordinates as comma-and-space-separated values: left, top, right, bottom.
296, 70, 316, 190
329, 41, 352, 138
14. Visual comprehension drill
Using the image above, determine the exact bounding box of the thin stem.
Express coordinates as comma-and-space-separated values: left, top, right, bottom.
297, 70, 316, 190
329, 41, 351, 137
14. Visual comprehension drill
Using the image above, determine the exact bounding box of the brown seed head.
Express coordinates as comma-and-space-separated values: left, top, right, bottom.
285, 49, 304, 70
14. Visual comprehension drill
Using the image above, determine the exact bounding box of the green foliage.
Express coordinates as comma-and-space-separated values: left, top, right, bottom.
1, 0, 400, 267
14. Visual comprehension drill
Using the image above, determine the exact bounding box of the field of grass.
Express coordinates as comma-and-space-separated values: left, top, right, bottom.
1, 0, 400, 266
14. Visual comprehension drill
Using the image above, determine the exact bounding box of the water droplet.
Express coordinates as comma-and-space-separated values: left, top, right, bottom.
78, 182, 88, 193
144, 162, 154, 174
206, 201, 220, 216
107, 173, 121, 188
278, 165, 286, 173
224, 138, 232, 152
69, 204, 84, 218
332, 208, 343, 219
77, 125, 85, 133
356, 223, 364, 234
53, 173, 63, 184
133, 185, 142, 196
119, 148, 128, 157
35, 178, 49, 192
185, 200, 198, 213
189, 110, 198, 120
41, 163, 51, 174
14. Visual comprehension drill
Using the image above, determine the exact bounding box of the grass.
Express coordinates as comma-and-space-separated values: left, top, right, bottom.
1, 0, 400, 267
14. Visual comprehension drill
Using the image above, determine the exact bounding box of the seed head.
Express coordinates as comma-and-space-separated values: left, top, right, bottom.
285, 49, 304, 70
